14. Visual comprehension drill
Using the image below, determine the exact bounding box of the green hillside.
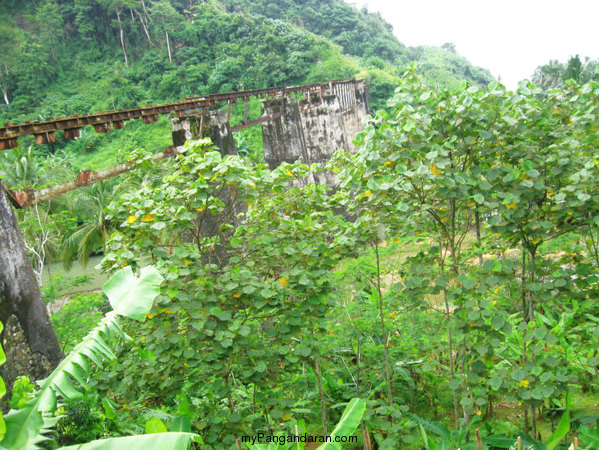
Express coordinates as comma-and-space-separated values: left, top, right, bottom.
0, 0, 493, 123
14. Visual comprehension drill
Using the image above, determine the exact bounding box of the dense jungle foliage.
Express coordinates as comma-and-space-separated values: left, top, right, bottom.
3, 71, 599, 449
1, 1, 599, 449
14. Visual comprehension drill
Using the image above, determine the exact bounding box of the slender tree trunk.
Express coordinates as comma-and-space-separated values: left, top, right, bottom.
1, 86, 8, 105
444, 286, 459, 422
374, 241, 393, 404
165, 29, 172, 63
528, 249, 537, 437
314, 356, 328, 436
116, 8, 129, 67
225, 374, 242, 450
475, 208, 483, 265
440, 237, 460, 422
520, 247, 529, 433
141, 0, 151, 22
135, 10, 153, 46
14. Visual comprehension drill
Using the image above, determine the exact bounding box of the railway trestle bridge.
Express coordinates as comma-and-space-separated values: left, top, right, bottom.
1, 78, 368, 208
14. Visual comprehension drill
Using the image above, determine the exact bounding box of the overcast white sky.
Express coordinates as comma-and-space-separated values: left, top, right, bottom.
350, 0, 599, 88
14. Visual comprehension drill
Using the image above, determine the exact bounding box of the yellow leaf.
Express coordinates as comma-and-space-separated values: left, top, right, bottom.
282, 413, 292, 421
363, 190, 372, 198
430, 163, 441, 175
506, 202, 517, 210
127, 215, 138, 224
141, 214, 155, 222
518, 379, 530, 388
278, 277, 289, 287
286, 170, 294, 176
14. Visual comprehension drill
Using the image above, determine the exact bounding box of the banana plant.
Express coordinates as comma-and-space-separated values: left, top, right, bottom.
0, 266, 199, 450
578, 423, 599, 448
249, 398, 366, 450
407, 411, 483, 450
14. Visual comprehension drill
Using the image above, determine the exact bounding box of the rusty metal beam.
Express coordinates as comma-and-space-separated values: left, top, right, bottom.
231, 111, 284, 132
6, 145, 184, 208
0, 78, 362, 151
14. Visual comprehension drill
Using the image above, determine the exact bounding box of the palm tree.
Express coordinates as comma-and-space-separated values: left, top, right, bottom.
0, 146, 77, 284
0, 145, 40, 189
59, 166, 162, 268
60, 182, 115, 268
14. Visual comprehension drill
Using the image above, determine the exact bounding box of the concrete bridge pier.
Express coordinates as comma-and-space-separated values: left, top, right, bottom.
261, 79, 369, 186
171, 109, 236, 155
170, 79, 368, 178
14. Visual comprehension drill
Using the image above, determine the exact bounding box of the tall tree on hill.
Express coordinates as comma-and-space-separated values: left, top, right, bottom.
34, 0, 63, 64
151, 0, 182, 63
0, 25, 22, 105
98, 0, 138, 67
564, 55, 583, 81
533, 55, 599, 89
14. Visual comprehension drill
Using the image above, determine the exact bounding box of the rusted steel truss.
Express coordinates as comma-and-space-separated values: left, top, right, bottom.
232, 111, 284, 132
5, 145, 183, 208
0, 78, 359, 151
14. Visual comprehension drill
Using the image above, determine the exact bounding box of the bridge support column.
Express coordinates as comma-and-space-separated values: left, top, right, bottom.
261, 79, 369, 186
171, 110, 236, 155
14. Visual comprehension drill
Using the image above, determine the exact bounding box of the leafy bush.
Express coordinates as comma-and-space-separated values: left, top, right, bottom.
51, 292, 110, 352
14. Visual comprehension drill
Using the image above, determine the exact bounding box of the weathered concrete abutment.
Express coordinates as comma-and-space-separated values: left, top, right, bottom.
261, 79, 369, 185
171, 79, 369, 183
